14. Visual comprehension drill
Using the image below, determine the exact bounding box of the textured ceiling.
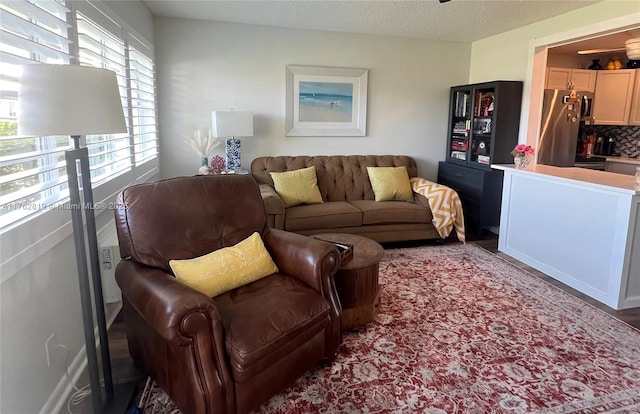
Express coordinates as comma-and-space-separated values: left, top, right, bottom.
142, 0, 602, 43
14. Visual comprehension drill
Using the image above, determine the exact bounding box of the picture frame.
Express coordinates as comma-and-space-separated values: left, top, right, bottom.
285, 65, 368, 137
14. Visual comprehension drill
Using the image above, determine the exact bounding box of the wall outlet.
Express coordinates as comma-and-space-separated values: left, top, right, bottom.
45, 332, 55, 367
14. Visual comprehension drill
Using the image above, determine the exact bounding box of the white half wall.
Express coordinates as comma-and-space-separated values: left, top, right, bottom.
154, 18, 472, 180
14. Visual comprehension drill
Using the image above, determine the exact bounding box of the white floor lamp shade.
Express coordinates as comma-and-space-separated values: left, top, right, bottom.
211, 110, 254, 171
18, 64, 133, 414
18, 64, 126, 139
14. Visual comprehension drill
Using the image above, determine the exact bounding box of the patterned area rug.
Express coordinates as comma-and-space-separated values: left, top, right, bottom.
137, 244, 640, 413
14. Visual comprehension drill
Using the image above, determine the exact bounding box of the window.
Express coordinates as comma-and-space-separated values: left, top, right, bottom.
0, 0, 73, 227
76, 12, 131, 184
0, 0, 158, 229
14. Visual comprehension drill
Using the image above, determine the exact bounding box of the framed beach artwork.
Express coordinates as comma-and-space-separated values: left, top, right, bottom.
285, 65, 368, 136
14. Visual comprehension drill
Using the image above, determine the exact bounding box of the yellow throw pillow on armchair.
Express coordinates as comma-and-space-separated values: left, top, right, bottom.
270, 166, 324, 207
169, 232, 278, 297
367, 166, 414, 202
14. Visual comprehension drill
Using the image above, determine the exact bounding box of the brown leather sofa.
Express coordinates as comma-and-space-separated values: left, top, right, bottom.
251, 155, 440, 243
114, 175, 342, 414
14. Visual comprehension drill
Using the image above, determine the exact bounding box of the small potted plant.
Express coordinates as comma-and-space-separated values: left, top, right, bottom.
210, 155, 226, 174
510, 144, 535, 169
188, 129, 221, 174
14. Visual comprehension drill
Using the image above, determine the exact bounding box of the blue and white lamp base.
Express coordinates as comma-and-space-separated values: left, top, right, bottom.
225, 137, 241, 171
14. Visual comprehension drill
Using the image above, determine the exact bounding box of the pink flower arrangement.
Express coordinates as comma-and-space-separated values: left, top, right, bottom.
511, 144, 535, 158
210, 155, 226, 173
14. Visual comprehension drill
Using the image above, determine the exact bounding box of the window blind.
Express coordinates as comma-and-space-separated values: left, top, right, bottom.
0, 0, 158, 229
0, 0, 73, 228
76, 12, 131, 184
129, 47, 158, 165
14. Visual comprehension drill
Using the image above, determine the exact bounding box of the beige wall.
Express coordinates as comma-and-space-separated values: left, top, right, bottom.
154, 18, 471, 180
469, 0, 640, 146
469, 1, 640, 83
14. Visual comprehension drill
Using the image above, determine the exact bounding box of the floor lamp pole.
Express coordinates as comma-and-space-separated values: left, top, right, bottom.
65, 136, 132, 413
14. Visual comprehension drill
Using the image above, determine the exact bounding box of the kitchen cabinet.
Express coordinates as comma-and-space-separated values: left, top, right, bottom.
545, 67, 596, 92
592, 69, 636, 125
629, 70, 640, 125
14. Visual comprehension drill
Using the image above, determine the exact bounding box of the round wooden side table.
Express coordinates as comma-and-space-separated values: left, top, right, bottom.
312, 233, 384, 330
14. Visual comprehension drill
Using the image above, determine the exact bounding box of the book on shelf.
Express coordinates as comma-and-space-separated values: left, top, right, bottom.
451, 151, 466, 161
454, 91, 470, 118
452, 120, 470, 135
451, 138, 467, 151
477, 155, 491, 164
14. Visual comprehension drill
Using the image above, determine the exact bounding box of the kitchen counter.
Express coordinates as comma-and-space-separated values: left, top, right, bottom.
492, 164, 640, 310
605, 156, 640, 165
492, 164, 639, 195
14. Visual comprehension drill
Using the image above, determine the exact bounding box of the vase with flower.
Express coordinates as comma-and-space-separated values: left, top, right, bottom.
511, 144, 535, 169
188, 129, 221, 174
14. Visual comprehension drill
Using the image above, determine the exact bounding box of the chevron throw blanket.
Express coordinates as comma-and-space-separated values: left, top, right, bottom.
410, 177, 465, 242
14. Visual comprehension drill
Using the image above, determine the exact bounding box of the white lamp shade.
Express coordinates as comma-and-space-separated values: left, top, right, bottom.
211, 111, 254, 137
18, 64, 127, 136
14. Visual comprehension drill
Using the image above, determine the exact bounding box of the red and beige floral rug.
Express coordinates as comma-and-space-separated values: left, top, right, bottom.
137, 244, 640, 413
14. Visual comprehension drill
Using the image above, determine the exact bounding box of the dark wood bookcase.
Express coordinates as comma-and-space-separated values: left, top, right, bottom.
445, 81, 523, 169
439, 80, 523, 238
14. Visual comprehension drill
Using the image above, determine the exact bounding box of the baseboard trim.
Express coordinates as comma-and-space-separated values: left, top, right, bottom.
40, 302, 122, 414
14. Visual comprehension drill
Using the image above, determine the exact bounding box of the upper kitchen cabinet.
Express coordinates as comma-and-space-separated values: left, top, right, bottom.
629, 71, 640, 125
546, 67, 597, 92
592, 69, 636, 125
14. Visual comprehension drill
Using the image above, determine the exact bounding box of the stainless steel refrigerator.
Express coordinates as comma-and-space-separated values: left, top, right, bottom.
537, 89, 594, 167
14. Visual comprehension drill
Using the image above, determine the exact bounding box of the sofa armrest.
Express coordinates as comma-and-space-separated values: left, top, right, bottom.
413, 191, 430, 208
264, 228, 342, 356
259, 184, 285, 229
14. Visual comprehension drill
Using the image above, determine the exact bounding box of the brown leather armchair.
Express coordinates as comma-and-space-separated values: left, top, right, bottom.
114, 175, 342, 414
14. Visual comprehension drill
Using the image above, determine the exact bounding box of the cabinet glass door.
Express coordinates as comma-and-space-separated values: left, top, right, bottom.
469, 87, 495, 167
448, 88, 471, 162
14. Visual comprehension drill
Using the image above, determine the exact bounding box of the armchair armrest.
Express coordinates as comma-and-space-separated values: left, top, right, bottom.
116, 260, 221, 344
259, 184, 285, 229
264, 228, 340, 294
264, 228, 342, 356
115, 260, 234, 414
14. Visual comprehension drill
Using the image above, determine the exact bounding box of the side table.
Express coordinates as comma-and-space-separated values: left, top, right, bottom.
312, 233, 384, 330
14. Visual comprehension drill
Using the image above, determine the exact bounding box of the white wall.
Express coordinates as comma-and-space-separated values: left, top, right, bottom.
155, 18, 471, 180
0, 2, 155, 413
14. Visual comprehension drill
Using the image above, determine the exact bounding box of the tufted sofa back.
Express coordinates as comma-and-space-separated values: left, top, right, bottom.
251, 155, 418, 202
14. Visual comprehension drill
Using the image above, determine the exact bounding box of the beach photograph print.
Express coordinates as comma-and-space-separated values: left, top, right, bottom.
298, 81, 353, 123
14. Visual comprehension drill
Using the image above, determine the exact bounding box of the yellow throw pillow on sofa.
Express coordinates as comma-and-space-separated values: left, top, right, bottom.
367, 166, 414, 202
270, 166, 324, 207
169, 232, 278, 297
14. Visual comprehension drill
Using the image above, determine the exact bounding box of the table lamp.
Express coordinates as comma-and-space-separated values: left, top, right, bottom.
18, 64, 134, 413
211, 110, 254, 171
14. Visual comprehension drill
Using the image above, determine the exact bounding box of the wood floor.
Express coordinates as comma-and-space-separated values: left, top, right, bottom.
64, 236, 640, 413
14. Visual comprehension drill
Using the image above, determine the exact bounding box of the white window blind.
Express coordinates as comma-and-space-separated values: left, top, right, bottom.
0, 0, 73, 228
76, 12, 131, 184
129, 47, 158, 165
0, 0, 158, 229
